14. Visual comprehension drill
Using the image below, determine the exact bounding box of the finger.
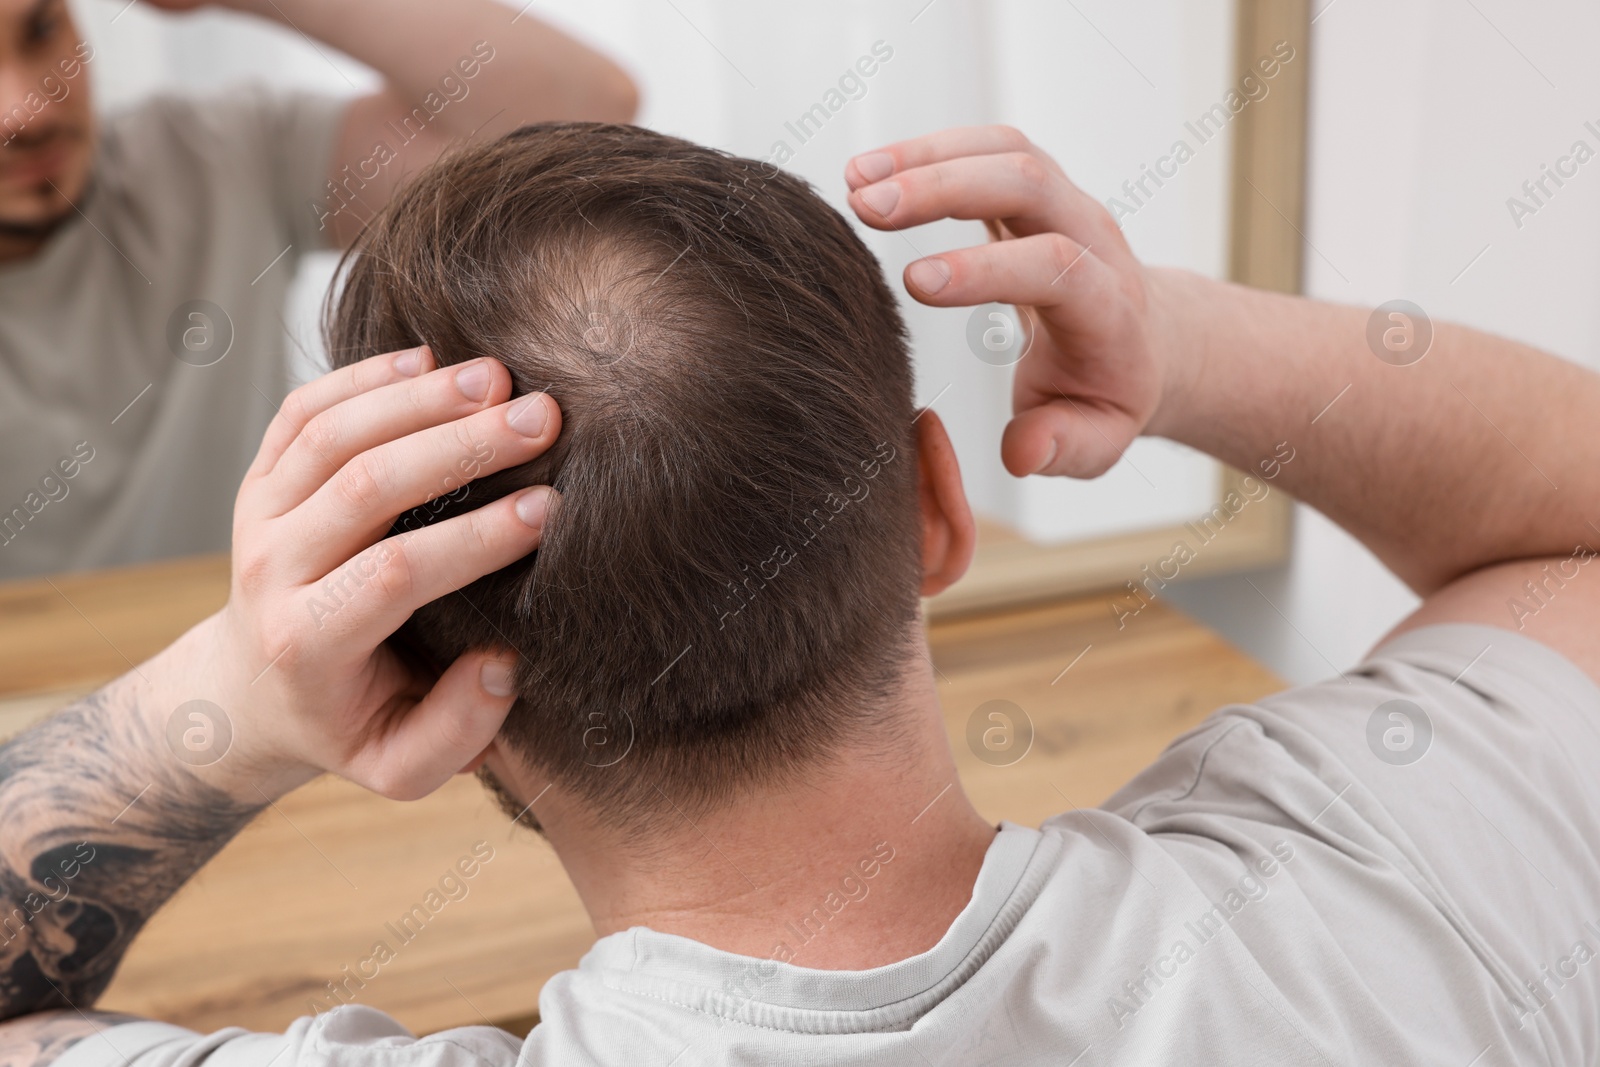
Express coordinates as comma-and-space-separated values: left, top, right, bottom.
847, 154, 1125, 267
1000, 400, 1137, 480
900, 232, 1118, 311
345, 649, 521, 801
249, 347, 434, 480
845, 125, 1041, 189
256, 358, 515, 519
848, 151, 1067, 233
287, 393, 562, 578
301, 485, 557, 648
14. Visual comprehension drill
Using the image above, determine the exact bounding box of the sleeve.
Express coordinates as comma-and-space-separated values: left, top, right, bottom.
111, 87, 349, 257
181, 86, 350, 254
52, 1007, 530, 1067
1106, 622, 1600, 1063
1251, 624, 1600, 980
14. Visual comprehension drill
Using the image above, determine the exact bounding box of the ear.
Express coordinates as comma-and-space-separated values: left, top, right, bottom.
915, 410, 976, 597
455, 742, 495, 775
477, 738, 519, 782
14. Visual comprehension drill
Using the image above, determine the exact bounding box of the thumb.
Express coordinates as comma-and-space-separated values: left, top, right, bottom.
347, 650, 520, 801
1001, 400, 1134, 479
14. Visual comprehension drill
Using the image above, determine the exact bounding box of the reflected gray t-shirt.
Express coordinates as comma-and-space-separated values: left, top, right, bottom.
56, 625, 1600, 1064
0, 88, 346, 580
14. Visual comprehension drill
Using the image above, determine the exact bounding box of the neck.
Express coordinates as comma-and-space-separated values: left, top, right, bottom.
534, 675, 996, 970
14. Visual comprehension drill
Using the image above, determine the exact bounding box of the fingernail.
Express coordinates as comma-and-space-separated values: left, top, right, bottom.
393, 346, 426, 376
515, 486, 551, 528
907, 258, 951, 295
859, 181, 901, 218
506, 393, 548, 437
853, 152, 894, 184
481, 659, 515, 698
1032, 441, 1058, 475
456, 360, 492, 402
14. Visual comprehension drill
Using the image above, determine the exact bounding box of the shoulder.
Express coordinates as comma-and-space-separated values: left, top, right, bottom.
91, 87, 350, 256
1382, 553, 1600, 684
45, 1007, 530, 1067
99, 84, 342, 127
99, 87, 345, 173
1107, 619, 1599, 821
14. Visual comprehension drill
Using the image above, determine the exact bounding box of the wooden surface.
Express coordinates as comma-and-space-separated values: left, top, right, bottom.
0, 554, 1283, 1036
934, 490, 1292, 618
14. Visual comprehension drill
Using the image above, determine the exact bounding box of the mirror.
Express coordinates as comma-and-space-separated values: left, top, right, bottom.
67, 0, 1306, 612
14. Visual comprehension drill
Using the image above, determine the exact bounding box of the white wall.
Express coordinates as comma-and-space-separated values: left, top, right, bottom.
1167, 0, 1600, 684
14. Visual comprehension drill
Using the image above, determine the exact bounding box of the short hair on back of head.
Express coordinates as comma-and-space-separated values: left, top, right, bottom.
325, 122, 924, 828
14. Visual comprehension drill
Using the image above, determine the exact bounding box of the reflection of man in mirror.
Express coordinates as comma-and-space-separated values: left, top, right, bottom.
0, 0, 636, 579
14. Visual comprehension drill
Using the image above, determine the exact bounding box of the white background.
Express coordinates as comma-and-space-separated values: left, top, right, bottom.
72, 0, 1240, 547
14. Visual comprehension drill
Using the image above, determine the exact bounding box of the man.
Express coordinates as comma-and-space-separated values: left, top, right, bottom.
0, 122, 1597, 1064
0, 0, 635, 579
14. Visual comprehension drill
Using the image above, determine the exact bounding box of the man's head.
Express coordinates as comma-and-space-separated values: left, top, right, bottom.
327, 123, 973, 830
0, 0, 94, 244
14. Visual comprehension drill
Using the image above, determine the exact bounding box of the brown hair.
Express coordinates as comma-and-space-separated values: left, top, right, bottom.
326, 123, 922, 827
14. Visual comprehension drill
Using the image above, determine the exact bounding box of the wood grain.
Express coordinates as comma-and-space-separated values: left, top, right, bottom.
0, 555, 1282, 1036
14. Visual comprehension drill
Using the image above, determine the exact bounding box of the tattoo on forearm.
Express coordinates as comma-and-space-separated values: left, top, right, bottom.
0, 685, 262, 1019
0, 1010, 140, 1067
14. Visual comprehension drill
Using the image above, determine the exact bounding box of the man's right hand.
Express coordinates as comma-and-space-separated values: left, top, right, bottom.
160, 346, 562, 804
844, 125, 1176, 480
853, 126, 1600, 688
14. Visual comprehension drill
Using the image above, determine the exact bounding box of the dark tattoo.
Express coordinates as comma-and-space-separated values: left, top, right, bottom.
0, 1011, 141, 1067
0, 685, 262, 1022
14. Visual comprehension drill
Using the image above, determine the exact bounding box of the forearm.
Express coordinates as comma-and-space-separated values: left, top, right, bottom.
0, 625, 262, 1020
0, 347, 552, 1030
0, 1010, 143, 1067
232, 0, 636, 131
1147, 267, 1600, 593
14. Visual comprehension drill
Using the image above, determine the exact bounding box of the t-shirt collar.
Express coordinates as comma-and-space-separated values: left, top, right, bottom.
577, 823, 1054, 1031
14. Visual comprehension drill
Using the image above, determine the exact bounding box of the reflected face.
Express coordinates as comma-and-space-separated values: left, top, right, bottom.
0, 0, 94, 240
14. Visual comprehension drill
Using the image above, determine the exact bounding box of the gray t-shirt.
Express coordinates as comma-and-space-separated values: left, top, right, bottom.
56, 624, 1600, 1064
0, 88, 346, 580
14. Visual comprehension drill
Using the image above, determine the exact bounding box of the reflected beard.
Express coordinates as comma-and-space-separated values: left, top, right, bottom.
476, 763, 546, 835
0, 139, 90, 242
0, 206, 73, 242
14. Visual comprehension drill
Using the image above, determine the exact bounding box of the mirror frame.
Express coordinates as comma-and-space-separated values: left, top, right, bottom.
928, 0, 1310, 618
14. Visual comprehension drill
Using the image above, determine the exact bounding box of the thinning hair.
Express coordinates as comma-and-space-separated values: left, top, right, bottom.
325, 123, 923, 828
